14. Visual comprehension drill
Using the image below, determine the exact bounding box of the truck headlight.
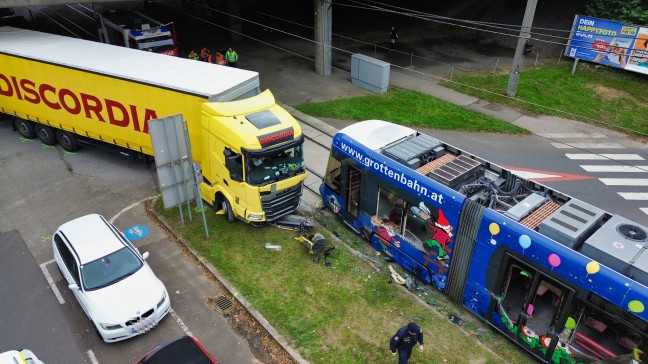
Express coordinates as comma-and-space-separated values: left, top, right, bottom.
248, 214, 264, 221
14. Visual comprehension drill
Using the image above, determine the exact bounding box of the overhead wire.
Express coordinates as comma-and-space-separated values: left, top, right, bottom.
37, 0, 648, 167
343, 0, 644, 51
184, 0, 648, 139
66, 3, 97, 21
29, 7, 86, 39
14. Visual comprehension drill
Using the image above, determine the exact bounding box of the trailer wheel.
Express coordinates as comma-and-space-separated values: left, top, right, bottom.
35, 124, 57, 145
56, 130, 78, 152
15, 118, 36, 139
222, 198, 235, 222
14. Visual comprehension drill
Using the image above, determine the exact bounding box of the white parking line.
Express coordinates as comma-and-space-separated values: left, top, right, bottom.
618, 192, 648, 200
170, 309, 193, 337
581, 165, 648, 173
599, 178, 648, 186
40, 260, 65, 305
109, 195, 158, 223
538, 132, 607, 139
87, 350, 99, 364
566, 153, 645, 160
551, 142, 624, 149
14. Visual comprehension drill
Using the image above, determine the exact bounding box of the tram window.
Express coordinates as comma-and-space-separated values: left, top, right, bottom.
564, 303, 645, 362
496, 261, 534, 327
588, 293, 648, 332
376, 188, 404, 225
346, 167, 361, 217
526, 278, 566, 335
324, 157, 342, 194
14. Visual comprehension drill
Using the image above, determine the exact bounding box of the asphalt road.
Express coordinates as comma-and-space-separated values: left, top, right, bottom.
0, 118, 261, 363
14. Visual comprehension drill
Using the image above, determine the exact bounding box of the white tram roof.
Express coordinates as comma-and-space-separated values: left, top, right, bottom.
0, 27, 260, 101
338, 120, 417, 151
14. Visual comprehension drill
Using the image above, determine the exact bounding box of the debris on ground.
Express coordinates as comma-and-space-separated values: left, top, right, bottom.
448, 314, 464, 326
264, 243, 282, 251
405, 275, 418, 291
388, 265, 406, 285
400, 311, 423, 321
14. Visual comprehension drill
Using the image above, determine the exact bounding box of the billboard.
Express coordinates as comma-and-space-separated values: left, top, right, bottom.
566, 15, 648, 75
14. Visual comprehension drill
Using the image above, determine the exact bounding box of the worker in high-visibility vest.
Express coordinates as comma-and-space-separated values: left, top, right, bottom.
225, 47, 238, 67
215, 51, 226, 65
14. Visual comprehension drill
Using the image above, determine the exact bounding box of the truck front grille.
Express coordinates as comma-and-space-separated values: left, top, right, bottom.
261, 182, 303, 221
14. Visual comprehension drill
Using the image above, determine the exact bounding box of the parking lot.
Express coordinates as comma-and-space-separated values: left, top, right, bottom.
0, 118, 264, 363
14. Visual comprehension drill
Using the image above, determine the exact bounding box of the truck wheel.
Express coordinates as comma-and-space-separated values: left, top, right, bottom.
35, 124, 57, 145
222, 198, 235, 222
15, 118, 36, 139
56, 130, 78, 152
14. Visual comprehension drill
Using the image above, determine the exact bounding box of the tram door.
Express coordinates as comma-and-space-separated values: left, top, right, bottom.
491, 255, 572, 360
342, 165, 362, 231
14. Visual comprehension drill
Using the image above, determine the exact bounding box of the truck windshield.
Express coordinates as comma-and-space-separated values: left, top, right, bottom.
246, 143, 305, 186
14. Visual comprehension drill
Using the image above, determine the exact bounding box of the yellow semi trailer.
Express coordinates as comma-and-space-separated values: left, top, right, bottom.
0, 27, 307, 223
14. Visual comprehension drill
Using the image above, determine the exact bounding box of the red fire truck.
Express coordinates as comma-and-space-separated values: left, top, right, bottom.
98, 9, 178, 56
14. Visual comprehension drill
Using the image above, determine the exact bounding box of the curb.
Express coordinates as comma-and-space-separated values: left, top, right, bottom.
279, 102, 339, 138
147, 198, 310, 364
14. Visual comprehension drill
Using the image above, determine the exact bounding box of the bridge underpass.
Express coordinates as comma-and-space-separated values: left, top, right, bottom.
1, 0, 333, 76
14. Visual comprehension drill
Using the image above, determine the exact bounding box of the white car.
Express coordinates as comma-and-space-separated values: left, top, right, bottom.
0, 349, 44, 364
52, 214, 171, 343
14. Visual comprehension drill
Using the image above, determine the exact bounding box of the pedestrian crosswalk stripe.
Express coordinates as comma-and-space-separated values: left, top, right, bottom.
641, 208, 648, 216
599, 178, 648, 186
618, 192, 648, 200
538, 133, 607, 139
510, 170, 560, 179
581, 165, 648, 172
551, 143, 624, 149
566, 153, 645, 160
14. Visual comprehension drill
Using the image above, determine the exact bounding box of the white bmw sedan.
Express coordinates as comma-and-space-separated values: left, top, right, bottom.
52, 214, 171, 343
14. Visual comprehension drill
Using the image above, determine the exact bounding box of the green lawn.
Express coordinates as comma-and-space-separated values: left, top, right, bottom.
155, 199, 531, 364
295, 87, 529, 134
441, 62, 648, 137
294, 62, 648, 138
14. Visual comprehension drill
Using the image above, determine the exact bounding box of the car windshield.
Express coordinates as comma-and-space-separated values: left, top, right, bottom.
245, 144, 305, 185
81, 247, 143, 290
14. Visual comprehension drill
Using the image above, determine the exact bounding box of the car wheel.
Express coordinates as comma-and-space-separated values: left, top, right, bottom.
15, 118, 36, 139
35, 124, 57, 145
56, 130, 78, 152
222, 198, 235, 222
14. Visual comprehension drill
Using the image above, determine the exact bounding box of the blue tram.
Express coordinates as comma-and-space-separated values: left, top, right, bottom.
320, 120, 648, 363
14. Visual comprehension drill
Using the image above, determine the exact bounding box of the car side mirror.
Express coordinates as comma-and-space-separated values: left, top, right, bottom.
68, 283, 79, 290
142, 251, 149, 260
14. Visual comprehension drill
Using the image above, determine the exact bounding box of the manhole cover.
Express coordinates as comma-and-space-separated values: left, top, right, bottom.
215, 295, 232, 311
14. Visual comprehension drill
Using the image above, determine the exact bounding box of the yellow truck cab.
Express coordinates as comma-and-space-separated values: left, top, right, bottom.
0, 27, 307, 223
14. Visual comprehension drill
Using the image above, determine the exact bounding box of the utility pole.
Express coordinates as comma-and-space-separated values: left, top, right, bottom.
314, 0, 332, 76
506, 0, 537, 97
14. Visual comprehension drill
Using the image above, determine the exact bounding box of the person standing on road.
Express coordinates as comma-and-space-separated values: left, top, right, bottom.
226, 47, 239, 67
390, 322, 424, 364
390, 26, 399, 50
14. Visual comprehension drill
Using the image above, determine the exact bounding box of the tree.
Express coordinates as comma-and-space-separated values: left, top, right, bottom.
586, 0, 648, 25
